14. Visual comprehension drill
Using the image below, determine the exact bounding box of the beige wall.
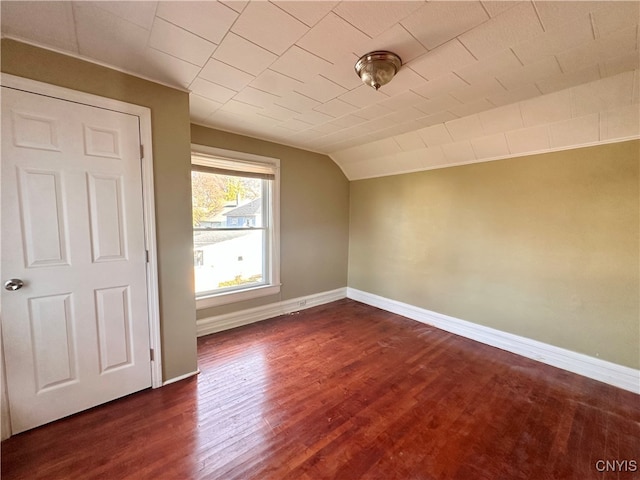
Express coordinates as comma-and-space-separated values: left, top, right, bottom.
191, 125, 350, 319
349, 140, 640, 369
1, 40, 197, 381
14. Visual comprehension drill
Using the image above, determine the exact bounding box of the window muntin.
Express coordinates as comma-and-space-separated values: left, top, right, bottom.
191, 146, 280, 307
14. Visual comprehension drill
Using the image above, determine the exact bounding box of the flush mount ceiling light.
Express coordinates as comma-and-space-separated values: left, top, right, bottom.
354, 50, 402, 91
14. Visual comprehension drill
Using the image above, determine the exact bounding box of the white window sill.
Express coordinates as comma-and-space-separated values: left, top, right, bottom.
196, 283, 281, 309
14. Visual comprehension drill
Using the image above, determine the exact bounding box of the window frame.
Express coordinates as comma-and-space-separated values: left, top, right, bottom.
191, 144, 281, 309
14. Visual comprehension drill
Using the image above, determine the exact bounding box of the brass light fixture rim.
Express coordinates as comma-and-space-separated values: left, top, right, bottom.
354, 50, 403, 77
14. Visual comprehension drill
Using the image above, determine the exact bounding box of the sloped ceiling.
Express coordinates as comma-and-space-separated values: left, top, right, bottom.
2, 1, 639, 179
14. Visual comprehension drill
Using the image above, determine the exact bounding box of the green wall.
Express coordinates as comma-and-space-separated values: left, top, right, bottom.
191, 125, 350, 319
1, 39, 197, 381
349, 140, 640, 369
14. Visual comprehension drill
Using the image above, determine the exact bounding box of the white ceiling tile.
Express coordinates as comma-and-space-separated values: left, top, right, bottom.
296, 13, 370, 63
294, 110, 335, 126
279, 118, 314, 132
339, 85, 389, 108
149, 18, 216, 67
199, 58, 255, 91
329, 114, 368, 128
275, 91, 321, 113
449, 78, 506, 103
600, 104, 640, 140
190, 78, 236, 103
219, 99, 264, 116
394, 131, 426, 152
448, 98, 495, 118
74, 3, 149, 69
471, 133, 510, 159
2, 1, 78, 53
413, 111, 458, 129
355, 138, 402, 159
249, 70, 304, 96
534, 1, 607, 32
334, 1, 423, 38
478, 103, 523, 136
385, 107, 428, 124
310, 122, 344, 135
156, 1, 237, 45
357, 114, 397, 134
488, 83, 541, 107
411, 73, 468, 100
233, 86, 281, 108
212, 33, 277, 76
220, 1, 248, 14
536, 66, 601, 94
520, 89, 572, 127
421, 146, 447, 168
409, 40, 477, 81
231, 1, 308, 55
571, 71, 635, 117
480, 1, 519, 18
270, 45, 333, 82
548, 114, 600, 148
353, 104, 394, 120
190, 94, 223, 121
505, 124, 550, 154
294, 76, 347, 103
556, 27, 638, 74
380, 150, 430, 176
455, 49, 522, 85
441, 140, 477, 163
258, 104, 298, 122
274, 1, 338, 27
445, 115, 484, 141
378, 91, 428, 112
322, 53, 363, 90
361, 23, 428, 65
601, 52, 640, 78
315, 99, 360, 118
139, 47, 201, 88
511, 15, 594, 66
92, 1, 158, 30
497, 56, 562, 90
401, 1, 488, 50
459, 1, 544, 59
376, 66, 427, 97
592, 2, 640, 38
413, 93, 462, 116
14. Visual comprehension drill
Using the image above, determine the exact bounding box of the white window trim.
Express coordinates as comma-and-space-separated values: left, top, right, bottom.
191, 144, 281, 309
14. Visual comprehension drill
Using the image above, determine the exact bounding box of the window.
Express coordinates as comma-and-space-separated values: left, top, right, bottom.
191, 145, 280, 308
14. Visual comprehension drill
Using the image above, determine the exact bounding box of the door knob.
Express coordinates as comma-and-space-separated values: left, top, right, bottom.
4, 279, 24, 291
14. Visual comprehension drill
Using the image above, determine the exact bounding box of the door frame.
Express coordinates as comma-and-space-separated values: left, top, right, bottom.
0, 74, 163, 434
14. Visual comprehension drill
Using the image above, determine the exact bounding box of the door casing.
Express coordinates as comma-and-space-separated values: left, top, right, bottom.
0, 73, 163, 438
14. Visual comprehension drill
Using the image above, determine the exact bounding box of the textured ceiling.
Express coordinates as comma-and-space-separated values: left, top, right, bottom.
2, 1, 639, 178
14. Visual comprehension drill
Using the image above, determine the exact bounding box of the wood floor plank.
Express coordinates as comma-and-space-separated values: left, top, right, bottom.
2, 299, 638, 479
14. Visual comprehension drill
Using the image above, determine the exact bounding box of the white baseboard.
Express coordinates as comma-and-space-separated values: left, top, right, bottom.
196, 287, 347, 337
347, 288, 640, 394
162, 369, 200, 387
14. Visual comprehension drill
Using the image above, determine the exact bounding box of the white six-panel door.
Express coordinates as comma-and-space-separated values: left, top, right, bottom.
1, 86, 152, 433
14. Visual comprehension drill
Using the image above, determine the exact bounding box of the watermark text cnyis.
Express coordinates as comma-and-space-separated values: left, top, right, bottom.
595, 459, 637, 472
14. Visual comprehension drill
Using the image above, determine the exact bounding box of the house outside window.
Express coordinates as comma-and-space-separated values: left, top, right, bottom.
191, 145, 280, 308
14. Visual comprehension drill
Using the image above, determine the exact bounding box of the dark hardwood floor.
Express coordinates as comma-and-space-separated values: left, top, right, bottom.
2, 299, 638, 479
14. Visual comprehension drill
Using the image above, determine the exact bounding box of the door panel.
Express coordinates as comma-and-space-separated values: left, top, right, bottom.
1, 86, 152, 433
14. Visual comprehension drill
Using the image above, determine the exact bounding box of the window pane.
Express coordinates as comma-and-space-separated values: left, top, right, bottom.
192, 168, 268, 297
193, 229, 264, 296
192, 171, 264, 229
